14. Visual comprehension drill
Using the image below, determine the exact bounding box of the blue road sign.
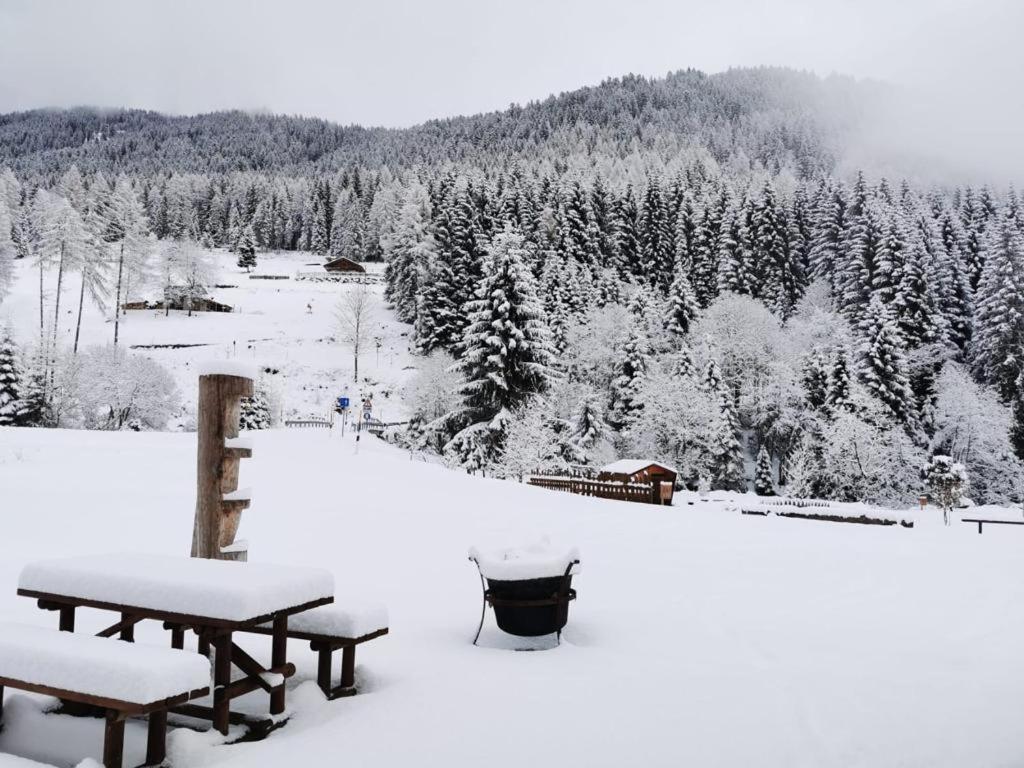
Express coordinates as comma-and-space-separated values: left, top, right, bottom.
338, 397, 350, 409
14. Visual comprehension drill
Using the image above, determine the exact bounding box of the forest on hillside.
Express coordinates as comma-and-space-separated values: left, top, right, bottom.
0, 67, 1022, 507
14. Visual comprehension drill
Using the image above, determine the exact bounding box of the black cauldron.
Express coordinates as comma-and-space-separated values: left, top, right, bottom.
485, 574, 576, 637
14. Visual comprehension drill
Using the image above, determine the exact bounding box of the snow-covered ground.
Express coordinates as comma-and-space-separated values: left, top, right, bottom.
0, 251, 413, 425
2, 424, 1024, 767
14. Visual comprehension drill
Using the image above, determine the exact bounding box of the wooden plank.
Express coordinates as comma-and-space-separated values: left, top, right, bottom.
18, 589, 333, 631
0, 675, 208, 716
213, 633, 233, 735
340, 646, 356, 690
243, 626, 388, 645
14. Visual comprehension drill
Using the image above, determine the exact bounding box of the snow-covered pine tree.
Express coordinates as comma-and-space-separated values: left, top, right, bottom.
717, 194, 755, 296
236, 222, 257, 271
800, 348, 830, 410
239, 383, 272, 430
856, 295, 915, 424
607, 327, 648, 430
1011, 371, 1024, 462
808, 180, 847, 290
690, 186, 726, 307
0, 332, 27, 425
754, 444, 775, 495
971, 207, 1024, 400
751, 181, 797, 317
612, 185, 642, 278
826, 347, 852, 414
445, 227, 555, 470
672, 344, 695, 377
640, 178, 673, 290
565, 393, 606, 465
709, 387, 745, 492
560, 180, 597, 266
665, 259, 699, 336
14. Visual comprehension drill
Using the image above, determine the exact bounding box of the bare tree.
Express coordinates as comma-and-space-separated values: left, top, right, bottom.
335, 284, 375, 384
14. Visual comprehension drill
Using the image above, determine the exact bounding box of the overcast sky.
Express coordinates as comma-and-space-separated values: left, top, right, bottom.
0, 0, 1020, 129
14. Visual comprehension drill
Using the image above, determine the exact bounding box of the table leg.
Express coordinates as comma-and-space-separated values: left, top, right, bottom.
146, 709, 167, 766
103, 710, 125, 768
198, 636, 210, 657
171, 626, 185, 650
59, 606, 75, 632
270, 616, 288, 715
213, 633, 232, 735
119, 612, 135, 643
0, 683, 5, 723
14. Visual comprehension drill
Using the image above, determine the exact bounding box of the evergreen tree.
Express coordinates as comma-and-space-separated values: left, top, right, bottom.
612, 185, 642, 278
565, 394, 606, 464
665, 260, 699, 336
754, 444, 775, 496
236, 222, 257, 271
0, 332, 27, 425
607, 327, 647, 430
800, 348, 829, 410
751, 181, 796, 316
826, 347, 852, 414
856, 295, 914, 423
971, 208, 1024, 400
640, 179, 673, 290
717, 195, 754, 295
240, 384, 272, 430
1010, 371, 1024, 462
445, 228, 555, 469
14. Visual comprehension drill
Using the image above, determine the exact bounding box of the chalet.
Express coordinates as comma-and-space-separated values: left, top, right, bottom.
324, 256, 366, 273
598, 460, 678, 505
122, 286, 233, 313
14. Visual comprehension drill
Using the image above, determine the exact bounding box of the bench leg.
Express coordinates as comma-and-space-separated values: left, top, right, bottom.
270, 616, 288, 715
146, 710, 167, 766
340, 645, 355, 690
213, 633, 232, 736
198, 636, 210, 658
0, 683, 4, 724
171, 626, 185, 650
59, 606, 75, 632
316, 646, 332, 696
103, 710, 125, 768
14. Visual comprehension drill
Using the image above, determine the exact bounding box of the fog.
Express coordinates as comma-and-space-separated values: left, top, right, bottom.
0, 0, 1020, 181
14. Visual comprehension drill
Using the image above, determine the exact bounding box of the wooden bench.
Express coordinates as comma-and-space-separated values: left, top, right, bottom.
962, 517, 1024, 534
0, 623, 209, 768
242, 604, 388, 699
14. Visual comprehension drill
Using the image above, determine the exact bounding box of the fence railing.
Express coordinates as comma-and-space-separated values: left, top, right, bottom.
294, 272, 383, 284
527, 476, 659, 505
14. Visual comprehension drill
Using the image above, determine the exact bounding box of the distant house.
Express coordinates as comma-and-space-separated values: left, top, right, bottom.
324, 256, 365, 273
122, 286, 233, 313
598, 460, 678, 505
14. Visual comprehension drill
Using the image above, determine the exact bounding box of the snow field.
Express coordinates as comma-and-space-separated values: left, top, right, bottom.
2, 425, 1024, 766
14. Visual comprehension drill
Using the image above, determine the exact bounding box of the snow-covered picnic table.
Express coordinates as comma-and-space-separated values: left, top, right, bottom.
16, 553, 334, 734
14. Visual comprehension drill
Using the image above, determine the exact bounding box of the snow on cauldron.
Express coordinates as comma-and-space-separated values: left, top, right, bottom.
468, 540, 580, 646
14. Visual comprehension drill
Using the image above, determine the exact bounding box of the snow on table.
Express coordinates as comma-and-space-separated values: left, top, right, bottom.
18, 554, 334, 623
0, 622, 210, 706
262, 602, 388, 639
469, 541, 580, 581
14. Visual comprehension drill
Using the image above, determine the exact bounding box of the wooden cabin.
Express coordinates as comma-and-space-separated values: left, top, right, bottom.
598, 460, 678, 505
323, 256, 366, 273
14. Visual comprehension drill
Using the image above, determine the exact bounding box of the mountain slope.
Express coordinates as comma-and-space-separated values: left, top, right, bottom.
0, 68, 877, 178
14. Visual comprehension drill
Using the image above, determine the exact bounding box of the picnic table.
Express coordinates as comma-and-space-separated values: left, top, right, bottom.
17, 553, 334, 734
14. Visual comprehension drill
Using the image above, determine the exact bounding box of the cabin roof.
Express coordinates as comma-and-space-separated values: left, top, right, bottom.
323, 256, 365, 271
600, 459, 678, 476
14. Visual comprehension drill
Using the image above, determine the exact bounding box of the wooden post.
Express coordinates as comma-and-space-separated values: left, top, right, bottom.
103, 710, 125, 768
270, 616, 288, 714
213, 633, 233, 735
170, 625, 185, 650
59, 606, 75, 632
119, 612, 134, 643
191, 373, 253, 559
146, 710, 168, 766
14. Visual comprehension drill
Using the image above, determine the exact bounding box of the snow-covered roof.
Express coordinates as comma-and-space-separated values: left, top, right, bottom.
0, 621, 210, 705
600, 459, 678, 476
19, 553, 334, 623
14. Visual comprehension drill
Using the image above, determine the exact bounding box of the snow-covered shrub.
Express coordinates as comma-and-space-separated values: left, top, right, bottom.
75, 346, 180, 430
0, 331, 27, 425
930, 364, 1023, 505
493, 401, 568, 480
815, 392, 925, 505
240, 380, 272, 430
404, 352, 461, 452
922, 455, 968, 526
754, 445, 775, 495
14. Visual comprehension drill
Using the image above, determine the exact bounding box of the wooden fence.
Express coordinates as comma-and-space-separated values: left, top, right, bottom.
294, 272, 383, 284
527, 476, 660, 505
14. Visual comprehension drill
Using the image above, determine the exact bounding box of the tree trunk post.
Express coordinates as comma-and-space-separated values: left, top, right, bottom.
191, 373, 253, 559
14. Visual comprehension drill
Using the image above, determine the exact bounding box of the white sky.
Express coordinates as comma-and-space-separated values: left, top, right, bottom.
0, 0, 1021, 179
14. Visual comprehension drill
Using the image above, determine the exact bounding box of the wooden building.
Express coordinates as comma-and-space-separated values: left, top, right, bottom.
323, 256, 366, 273
598, 460, 678, 505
